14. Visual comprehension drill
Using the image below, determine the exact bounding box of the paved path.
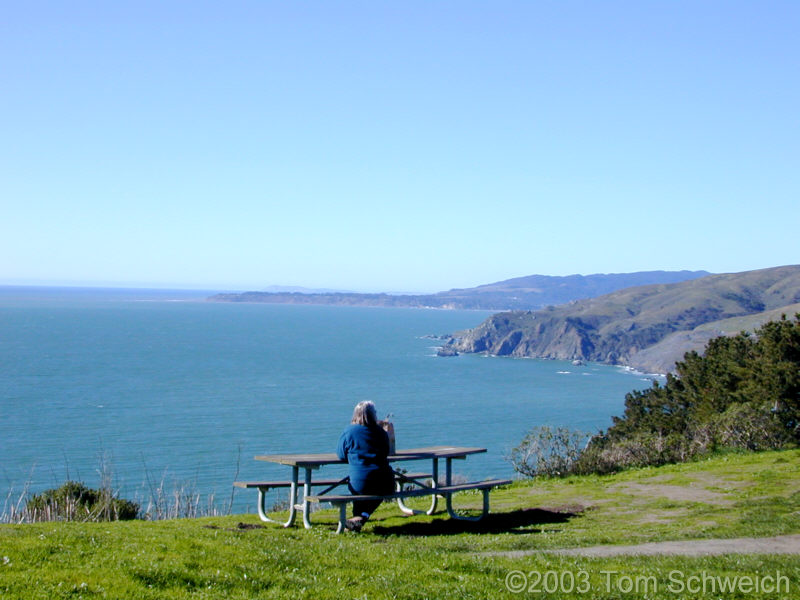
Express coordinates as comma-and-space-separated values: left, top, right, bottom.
483, 534, 800, 558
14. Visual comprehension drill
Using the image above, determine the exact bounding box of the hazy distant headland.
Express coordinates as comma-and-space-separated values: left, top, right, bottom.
439, 265, 800, 374
208, 270, 710, 311
208, 266, 800, 374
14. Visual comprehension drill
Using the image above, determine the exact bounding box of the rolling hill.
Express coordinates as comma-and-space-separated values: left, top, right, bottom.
438, 265, 800, 373
209, 270, 709, 311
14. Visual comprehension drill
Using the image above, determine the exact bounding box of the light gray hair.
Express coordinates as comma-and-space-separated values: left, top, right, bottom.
351, 400, 378, 427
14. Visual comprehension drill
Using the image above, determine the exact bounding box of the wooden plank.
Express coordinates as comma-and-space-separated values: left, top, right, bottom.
390, 446, 487, 459
307, 479, 511, 503
234, 479, 344, 489
307, 488, 430, 503
254, 452, 342, 467
436, 479, 511, 492
234, 481, 291, 489
395, 472, 432, 481
234, 473, 431, 490
253, 447, 487, 466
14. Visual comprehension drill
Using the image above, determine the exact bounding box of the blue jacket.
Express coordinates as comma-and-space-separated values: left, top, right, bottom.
337, 424, 393, 493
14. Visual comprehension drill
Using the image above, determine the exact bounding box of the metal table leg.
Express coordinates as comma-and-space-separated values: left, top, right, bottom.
445, 456, 489, 521
255, 465, 298, 527
301, 467, 314, 529
395, 460, 438, 516
428, 457, 439, 515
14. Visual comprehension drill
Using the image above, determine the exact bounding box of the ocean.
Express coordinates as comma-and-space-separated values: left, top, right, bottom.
0, 287, 661, 514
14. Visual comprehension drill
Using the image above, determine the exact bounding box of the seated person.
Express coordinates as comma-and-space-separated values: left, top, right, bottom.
337, 401, 394, 531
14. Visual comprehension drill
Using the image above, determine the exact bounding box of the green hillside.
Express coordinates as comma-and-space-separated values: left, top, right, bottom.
441, 265, 800, 372
209, 270, 709, 311
2, 450, 798, 599
632, 302, 800, 372
694, 302, 800, 334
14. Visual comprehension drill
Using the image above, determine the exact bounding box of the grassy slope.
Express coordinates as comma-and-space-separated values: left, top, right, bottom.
1, 450, 798, 599
632, 302, 800, 372
693, 302, 800, 334
446, 265, 800, 371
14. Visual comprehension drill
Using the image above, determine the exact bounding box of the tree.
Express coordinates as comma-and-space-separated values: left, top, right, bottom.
581, 314, 800, 473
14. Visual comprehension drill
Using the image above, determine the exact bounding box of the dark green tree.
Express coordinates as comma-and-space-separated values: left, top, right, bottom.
580, 314, 799, 473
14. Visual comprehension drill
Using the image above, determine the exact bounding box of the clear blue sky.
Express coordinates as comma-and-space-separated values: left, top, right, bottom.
2, 2, 798, 292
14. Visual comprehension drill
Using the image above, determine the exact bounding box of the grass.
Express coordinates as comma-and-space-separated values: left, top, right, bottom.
1, 449, 798, 599
693, 302, 800, 334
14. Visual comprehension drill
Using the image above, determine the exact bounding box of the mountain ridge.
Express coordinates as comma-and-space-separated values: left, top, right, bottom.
209, 270, 710, 311
438, 265, 800, 373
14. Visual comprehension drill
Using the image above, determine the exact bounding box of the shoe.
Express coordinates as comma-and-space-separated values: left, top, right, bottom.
345, 517, 363, 532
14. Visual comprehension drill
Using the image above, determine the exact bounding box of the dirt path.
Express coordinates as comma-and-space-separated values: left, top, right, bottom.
483, 534, 800, 558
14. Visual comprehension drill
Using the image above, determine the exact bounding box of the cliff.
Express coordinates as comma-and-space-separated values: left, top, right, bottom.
439, 265, 800, 373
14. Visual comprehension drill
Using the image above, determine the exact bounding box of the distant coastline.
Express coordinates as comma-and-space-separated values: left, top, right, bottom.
208, 270, 710, 312
438, 265, 800, 374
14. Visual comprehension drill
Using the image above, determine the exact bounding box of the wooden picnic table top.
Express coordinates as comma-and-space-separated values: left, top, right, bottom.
254, 445, 486, 467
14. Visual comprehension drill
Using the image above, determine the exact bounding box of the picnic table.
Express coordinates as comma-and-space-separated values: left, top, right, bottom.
234, 445, 511, 533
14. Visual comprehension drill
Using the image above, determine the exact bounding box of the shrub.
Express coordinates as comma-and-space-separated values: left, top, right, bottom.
574, 432, 695, 475
508, 426, 588, 478
710, 402, 791, 451
25, 481, 139, 522
574, 315, 800, 474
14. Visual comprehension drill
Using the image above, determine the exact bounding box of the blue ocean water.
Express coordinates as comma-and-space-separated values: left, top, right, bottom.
0, 287, 660, 514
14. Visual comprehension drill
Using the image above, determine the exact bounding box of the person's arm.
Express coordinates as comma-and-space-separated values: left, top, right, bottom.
337, 429, 350, 461
376, 427, 390, 461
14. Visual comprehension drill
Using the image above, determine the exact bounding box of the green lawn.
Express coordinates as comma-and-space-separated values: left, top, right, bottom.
2, 449, 798, 599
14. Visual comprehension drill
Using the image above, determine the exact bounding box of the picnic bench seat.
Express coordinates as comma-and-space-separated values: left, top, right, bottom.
307, 478, 512, 533
239, 447, 501, 531
233, 472, 432, 524
233, 472, 432, 491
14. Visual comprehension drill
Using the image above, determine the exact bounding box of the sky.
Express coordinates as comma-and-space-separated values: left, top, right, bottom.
2, 2, 798, 293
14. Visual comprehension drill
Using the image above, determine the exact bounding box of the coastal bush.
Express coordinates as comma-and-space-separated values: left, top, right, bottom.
3, 451, 235, 523
574, 432, 694, 474
578, 314, 800, 473
512, 315, 800, 477
24, 481, 139, 522
507, 425, 588, 477
709, 402, 791, 451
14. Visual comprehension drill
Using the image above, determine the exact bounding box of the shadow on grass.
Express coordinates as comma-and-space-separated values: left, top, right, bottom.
370, 507, 582, 536
204, 522, 266, 531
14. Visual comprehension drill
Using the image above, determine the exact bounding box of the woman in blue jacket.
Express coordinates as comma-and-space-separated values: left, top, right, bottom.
337, 401, 394, 531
